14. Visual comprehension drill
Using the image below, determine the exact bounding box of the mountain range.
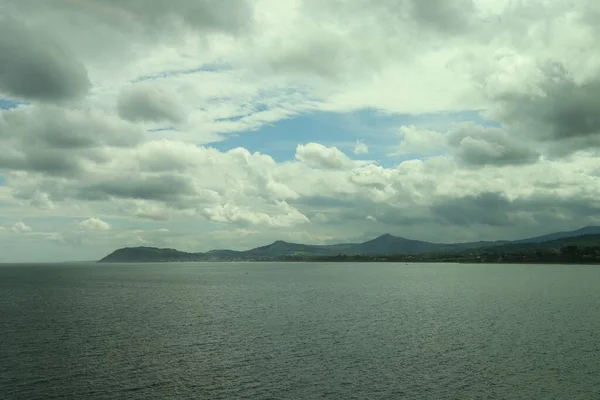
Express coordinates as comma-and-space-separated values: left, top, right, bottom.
98, 226, 600, 263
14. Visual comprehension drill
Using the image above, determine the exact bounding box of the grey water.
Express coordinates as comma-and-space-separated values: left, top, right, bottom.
1, 262, 599, 399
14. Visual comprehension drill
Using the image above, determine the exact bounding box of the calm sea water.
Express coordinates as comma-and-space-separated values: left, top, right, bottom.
1, 262, 599, 399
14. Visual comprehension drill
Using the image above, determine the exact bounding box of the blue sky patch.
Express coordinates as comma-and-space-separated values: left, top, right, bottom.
0, 99, 23, 110
148, 127, 176, 132
134, 63, 231, 82
207, 108, 496, 163
214, 115, 246, 123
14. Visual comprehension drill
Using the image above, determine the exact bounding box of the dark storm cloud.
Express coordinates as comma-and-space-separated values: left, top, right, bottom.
290, 195, 432, 226
118, 85, 186, 124
78, 175, 198, 202
0, 106, 143, 176
447, 123, 540, 166
0, 19, 91, 102
307, 0, 475, 34
88, 0, 252, 32
491, 62, 600, 155
432, 191, 600, 227
0, 148, 85, 177
289, 195, 359, 210
2, 0, 255, 73
96, 0, 253, 34
432, 192, 513, 226
6, 106, 143, 149
14, 0, 253, 37
516, 194, 600, 225
405, 0, 475, 33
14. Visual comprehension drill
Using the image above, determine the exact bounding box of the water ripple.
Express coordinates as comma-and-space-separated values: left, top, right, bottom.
1, 262, 600, 399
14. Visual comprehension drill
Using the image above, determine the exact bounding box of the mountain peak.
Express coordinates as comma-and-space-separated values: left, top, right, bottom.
372, 233, 410, 242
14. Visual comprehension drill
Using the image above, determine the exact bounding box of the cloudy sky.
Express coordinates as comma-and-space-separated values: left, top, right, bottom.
1, 0, 599, 262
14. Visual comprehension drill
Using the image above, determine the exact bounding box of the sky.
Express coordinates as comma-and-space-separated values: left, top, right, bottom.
1, 0, 600, 262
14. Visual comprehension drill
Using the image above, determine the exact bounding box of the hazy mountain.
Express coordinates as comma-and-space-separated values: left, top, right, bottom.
513, 226, 600, 244
487, 233, 600, 252
345, 233, 435, 254
346, 234, 507, 254
98, 226, 600, 262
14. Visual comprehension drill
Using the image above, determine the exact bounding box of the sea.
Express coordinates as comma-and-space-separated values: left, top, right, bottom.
1, 262, 599, 399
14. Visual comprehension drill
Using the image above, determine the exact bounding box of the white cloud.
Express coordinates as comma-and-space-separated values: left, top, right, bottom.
395, 125, 446, 156
78, 217, 111, 231
11, 222, 32, 233
295, 143, 356, 170
201, 200, 309, 228
117, 82, 187, 124
353, 140, 369, 155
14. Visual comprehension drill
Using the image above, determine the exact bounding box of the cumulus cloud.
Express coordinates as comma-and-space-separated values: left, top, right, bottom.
470, 40, 600, 156
0, 18, 91, 102
118, 83, 187, 123
5, 0, 254, 45
0, 105, 143, 176
447, 123, 540, 166
264, 0, 476, 82
86, 0, 254, 34
77, 174, 200, 203
201, 201, 309, 227
3, 139, 307, 228
432, 190, 600, 228
493, 65, 600, 155
431, 192, 514, 226
78, 218, 111, 231
405, 0, 475, 33
11, 222, 32, 233
395, 122, 540, 166
396, 125, 445, 156
295, 143, 355, 170
353, 140, 369, 155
